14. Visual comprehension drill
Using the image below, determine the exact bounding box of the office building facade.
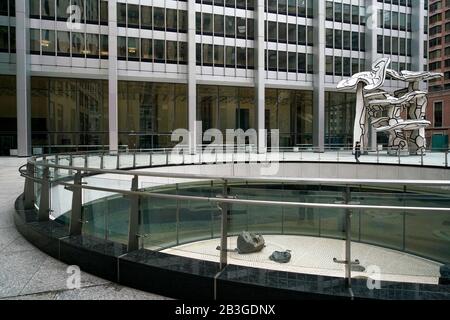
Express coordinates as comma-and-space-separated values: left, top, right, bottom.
0, 0, 428, 156
427, 0, 450, 150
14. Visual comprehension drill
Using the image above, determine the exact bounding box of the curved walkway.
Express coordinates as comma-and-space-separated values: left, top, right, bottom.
0, 157, 168, 300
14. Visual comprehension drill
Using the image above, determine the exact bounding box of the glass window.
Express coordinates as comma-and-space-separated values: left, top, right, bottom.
71, 32, 84, 56
166, 9, 177, 32
247, 18, 254, 39
9, 26, 15, 52
41, 0, 55, 19
166, 40, 177, 63
203, 44, 213, 65
247, 48, 254, 69
226, 46, 235, 67
30, 29, 40, 54
128, 4, 139, 28
30, 0, 40, 17
214, 14, 224, 36
41, 30, 55, 56
278, 51, 287, 71
236, 47, 246, 68
72, 0, 84, 23
236, 17, 246, 39
85, 33, 99, 57
0, 26, 8, 52
154, 7, 165, 30
268, 50, 277, 71
128, 37, 139, 61
214, 45, 224, 66
57, 0, 70, 21
0, 0, 8, 16
117, 3, 126, 27
298, 53, 306, 73
141, 6, 152, 29
225, 16, 235, 37
86, 0, 99, 24
268, 21, 277, 42
203, 13, 213, 34
179, 42, 188, 64
179, 10, 188, 33
57, 31, 70, 56
117, 36, 126, 60
100, 0, 108, 25
100, 34, 108, 58
434, 102, 443, 127
141, 38, 153, 62
154, 39, 165, 62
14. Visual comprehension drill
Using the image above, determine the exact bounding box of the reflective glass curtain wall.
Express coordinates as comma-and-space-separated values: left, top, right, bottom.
196, 85, 256, 138
324, 92, 356, 147
118, 82, 188, 149
265, 89, 313, 147
0, 76, 17, 156
31, 77, 108, 153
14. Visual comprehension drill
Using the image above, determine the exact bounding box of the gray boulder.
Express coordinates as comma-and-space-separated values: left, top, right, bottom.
269, 250, 292, 264
237, 232, 265, 254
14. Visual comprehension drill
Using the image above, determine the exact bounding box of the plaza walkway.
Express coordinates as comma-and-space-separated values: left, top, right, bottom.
0, 157, 167, 300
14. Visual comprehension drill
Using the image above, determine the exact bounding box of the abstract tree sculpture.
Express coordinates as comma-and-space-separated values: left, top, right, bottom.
337, 58, 442, 155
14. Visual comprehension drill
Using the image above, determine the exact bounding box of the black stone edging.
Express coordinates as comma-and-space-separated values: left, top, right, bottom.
13, 194, 450, 300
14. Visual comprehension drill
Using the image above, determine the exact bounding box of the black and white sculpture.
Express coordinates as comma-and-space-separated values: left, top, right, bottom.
337, 58, 442, 155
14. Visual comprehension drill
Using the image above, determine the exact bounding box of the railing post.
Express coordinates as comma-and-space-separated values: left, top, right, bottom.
133, 150, 137, 168
176, 183, 180, 246
166, 150, 169, 165
68, 154, 73, 176
377, 148, 379, 164
69, 171, 83, 236
333, 186, 360, 289
54, 154, 59, 176
100, 152, 104, 169
344, 186, 352, 288
24, 162, 35, 210
219, 180, 229, 269
446, 150, 449, 168
84, 154, 88, 169
398, 148, 401, 165
127, 175, 140, 252
38, 166, 50, 222
116, 151, 120, 169
421, 150, 424, 167
149, 151, 153, 167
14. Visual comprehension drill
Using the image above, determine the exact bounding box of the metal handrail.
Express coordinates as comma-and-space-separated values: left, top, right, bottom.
19, 150, 450, 289
25, 155, 450, 187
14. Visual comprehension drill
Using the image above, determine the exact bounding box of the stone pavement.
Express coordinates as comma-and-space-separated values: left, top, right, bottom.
0, 157, 168, 300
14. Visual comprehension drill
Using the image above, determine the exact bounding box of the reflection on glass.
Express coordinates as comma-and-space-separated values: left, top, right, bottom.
57, 31, 70, 56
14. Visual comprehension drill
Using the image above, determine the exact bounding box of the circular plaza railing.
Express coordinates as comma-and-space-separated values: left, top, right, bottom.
14, 147, 450, 300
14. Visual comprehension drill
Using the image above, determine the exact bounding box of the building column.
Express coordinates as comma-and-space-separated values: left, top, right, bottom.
366, 0, 379, 151
16, 1, 31, 157
255, 0, 266, 153
108, 0, 119, 152
411, 0, 425, 73
365, 0, 378, 69
188, 0, 197, 154
313, 1, 325, 152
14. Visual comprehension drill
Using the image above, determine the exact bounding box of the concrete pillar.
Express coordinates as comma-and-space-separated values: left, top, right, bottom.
255, 0, 266, 153
188, 0, 197, 154
411, 0, 425, 73
108, 0, 119, 152
313, 0, 325, 152
365, 0, 378, 69
16, 1, 31, 157
366, 0, 379, 152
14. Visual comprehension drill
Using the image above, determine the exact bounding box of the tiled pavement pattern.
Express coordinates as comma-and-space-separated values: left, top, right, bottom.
0, 157, 168, 300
